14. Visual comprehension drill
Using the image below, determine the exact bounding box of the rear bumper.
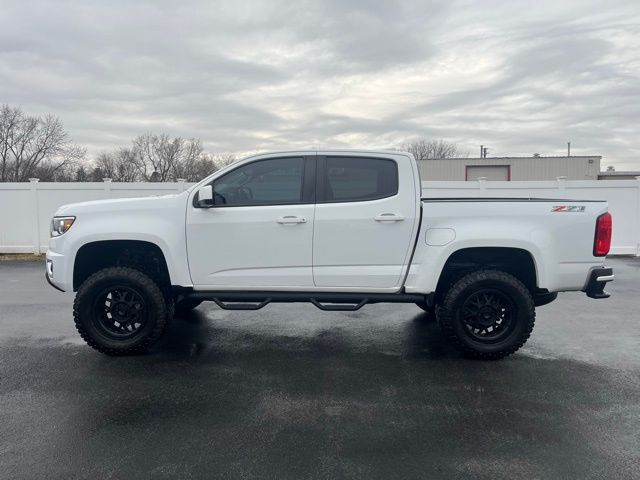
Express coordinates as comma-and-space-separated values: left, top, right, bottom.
583, 266, 614, 299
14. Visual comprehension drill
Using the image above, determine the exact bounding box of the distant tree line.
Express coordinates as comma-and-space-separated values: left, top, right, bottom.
1, 104, 461, 182
0, 105, 236, 182
86, 135, 236, 183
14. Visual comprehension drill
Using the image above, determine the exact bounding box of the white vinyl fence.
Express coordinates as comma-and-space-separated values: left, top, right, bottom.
0, 178, 638, 255
422, 178, 640, 256
0, 179, 192, 254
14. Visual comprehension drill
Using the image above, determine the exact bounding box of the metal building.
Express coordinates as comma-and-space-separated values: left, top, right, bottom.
417, 156, 602, 181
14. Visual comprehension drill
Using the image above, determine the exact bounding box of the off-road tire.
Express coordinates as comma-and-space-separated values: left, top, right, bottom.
74, 267, 170, 355
436, 270, 535, 360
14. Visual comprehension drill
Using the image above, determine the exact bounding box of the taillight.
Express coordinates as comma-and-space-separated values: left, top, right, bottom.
593, 212, 612, 257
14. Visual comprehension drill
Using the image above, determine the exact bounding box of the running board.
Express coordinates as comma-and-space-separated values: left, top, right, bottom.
186, 291, 427, 311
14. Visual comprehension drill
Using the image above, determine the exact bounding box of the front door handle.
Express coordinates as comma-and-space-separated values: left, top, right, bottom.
277, 215, 307, 225
374, 213, 404, 222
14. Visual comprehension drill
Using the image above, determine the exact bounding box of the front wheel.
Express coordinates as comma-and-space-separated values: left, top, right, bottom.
74, 267, 170, 355
436, 270, 535, 359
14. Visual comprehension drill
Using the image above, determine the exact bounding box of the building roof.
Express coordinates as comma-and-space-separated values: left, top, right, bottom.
421, 156, 602, 161
598, 171, 640, 177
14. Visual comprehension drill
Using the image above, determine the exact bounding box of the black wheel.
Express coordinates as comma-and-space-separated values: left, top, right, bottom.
74, 267, 170, 355
436, 270, 535, 359
175, 298, 203, 314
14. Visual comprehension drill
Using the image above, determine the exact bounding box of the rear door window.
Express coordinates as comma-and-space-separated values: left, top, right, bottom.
319, 156, 398, 203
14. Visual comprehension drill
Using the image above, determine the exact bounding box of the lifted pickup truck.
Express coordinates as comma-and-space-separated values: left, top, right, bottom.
46, 150, 614, 359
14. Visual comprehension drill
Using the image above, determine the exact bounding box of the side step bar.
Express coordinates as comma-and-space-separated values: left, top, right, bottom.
211, 298, 272, 310
186, 291, 427, 312
310, 298, 368, 311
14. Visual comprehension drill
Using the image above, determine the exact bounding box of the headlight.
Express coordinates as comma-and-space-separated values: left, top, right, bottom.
50, 216, 75, 237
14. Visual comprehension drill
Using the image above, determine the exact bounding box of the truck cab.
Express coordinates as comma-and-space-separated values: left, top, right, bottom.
187, 151, 420, 290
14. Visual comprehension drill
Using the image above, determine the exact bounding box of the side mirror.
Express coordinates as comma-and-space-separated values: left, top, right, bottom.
196, 185, 214, 207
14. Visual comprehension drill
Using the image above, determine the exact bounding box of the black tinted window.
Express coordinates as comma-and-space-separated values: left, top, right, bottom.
213, 157, 304, 206
322, 157, 398, 202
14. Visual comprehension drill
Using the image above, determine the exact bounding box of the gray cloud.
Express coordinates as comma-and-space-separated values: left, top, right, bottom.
1, 0, 639, 168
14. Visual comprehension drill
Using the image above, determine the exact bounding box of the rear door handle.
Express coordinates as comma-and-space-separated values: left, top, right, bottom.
277, 215, 307, 224
374, 213, 404, 222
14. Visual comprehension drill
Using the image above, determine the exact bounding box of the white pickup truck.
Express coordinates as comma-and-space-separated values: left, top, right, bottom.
45, 150, 614, 359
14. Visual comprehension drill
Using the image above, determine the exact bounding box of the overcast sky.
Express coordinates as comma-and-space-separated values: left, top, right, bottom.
2, 0, 639, 168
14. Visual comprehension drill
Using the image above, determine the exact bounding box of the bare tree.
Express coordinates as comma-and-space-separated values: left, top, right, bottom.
0, 104, 83, 181
94, 148, 139, 182
131, 133, 203, 182
402, 139, 460, 161
188, 153, 218, 182
180, 153, 237, 182
170, 139, 205, 181
93, 152, 117, 179
92, 137, 233, 183
26, 144, 85, 181
212, 153, 237, 169
114, 148, 139, 182
75, 165, 89, 182
0, 105, 21, 180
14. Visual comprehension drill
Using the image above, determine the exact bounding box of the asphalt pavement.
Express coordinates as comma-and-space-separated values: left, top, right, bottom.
1, 258, 639, 479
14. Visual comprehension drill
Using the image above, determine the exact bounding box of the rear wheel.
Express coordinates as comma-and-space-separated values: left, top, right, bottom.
74, 267, 170, 355
436, 270, 535, 359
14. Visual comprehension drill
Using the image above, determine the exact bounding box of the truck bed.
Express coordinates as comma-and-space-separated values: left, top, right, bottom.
404, 197, 609, 294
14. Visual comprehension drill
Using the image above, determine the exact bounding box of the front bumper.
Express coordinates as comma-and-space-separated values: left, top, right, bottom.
45, 271, 65, 292
583, 266, 614, 299
45, 249, 69, 292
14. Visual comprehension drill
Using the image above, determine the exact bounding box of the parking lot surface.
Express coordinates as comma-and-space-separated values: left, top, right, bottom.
1, 258, 639, 479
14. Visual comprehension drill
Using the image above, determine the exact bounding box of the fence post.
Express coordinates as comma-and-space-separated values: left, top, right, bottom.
556, 176, 567, 192
29, 178, 41, 255
477, 177, 487, 192
177, 178, 186, 192
636, 177, 640, 256
103, 178, 112, 198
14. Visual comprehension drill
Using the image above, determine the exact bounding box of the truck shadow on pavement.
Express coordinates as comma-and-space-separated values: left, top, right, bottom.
155, 308, 458, 361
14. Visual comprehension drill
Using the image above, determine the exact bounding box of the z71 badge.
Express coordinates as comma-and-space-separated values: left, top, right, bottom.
551, 205, 586, 212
